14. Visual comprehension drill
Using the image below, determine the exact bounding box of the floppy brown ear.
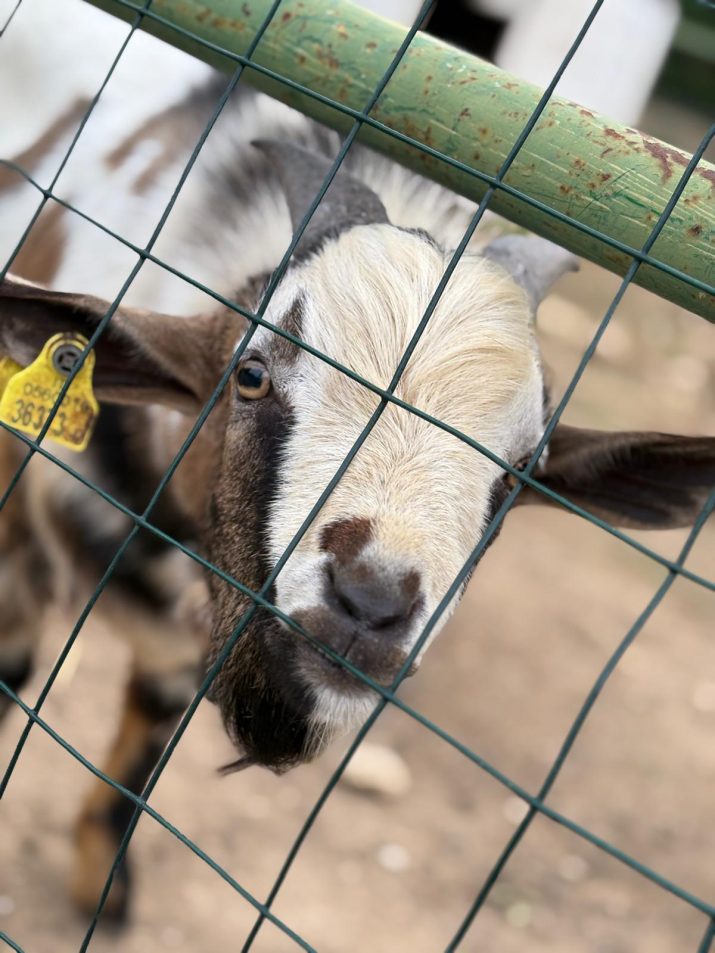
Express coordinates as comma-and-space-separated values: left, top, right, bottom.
517, 424, 715, 529
0, 277, 223, 413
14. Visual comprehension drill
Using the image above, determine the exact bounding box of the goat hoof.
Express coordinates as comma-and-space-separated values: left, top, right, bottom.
0, 653, 34, 722
70, 859, 131, 927
70, 818, 132, 926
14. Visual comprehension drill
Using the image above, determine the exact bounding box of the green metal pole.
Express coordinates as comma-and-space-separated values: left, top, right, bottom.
84, 0, 714, 321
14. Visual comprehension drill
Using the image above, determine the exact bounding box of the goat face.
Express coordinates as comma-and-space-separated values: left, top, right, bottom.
207, 224, 546, 768
2, 149, 713, 775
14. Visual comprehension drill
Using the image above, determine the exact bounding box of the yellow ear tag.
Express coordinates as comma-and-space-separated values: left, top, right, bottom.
0, 357, 22, 399
0, 333, 99, 452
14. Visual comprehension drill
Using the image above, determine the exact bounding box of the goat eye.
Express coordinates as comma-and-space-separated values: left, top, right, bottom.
236, 359, 271, 399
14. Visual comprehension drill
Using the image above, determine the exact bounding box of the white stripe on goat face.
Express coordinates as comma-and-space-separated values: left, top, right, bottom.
254, 225, 544, 688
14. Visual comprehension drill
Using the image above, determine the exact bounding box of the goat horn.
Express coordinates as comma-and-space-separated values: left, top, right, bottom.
483, 234, 579, 311
253, 139, 389, 254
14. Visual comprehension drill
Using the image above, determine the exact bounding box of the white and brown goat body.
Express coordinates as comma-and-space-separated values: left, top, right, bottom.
1, 55, 713, 920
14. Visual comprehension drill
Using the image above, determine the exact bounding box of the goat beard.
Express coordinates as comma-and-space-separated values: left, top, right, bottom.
206, 604, 322, 774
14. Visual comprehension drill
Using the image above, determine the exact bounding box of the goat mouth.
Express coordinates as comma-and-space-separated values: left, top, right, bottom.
288, 607, 411, 694
301, 645, 380, 695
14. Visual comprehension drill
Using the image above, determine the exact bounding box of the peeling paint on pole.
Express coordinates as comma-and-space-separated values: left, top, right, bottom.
85, 0, 714, 321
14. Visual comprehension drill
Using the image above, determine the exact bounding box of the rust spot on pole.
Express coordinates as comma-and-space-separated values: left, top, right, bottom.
642, 138, 689, 183
314, 44, 340, 69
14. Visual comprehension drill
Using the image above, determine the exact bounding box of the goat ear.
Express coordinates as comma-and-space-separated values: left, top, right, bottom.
516, 424, 715, 529
483, 235, 579, 311
0, 277, 221, 413
253, 140, 389, 253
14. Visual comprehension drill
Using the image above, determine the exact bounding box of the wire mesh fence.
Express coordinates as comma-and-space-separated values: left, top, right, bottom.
0, 0, 713, 950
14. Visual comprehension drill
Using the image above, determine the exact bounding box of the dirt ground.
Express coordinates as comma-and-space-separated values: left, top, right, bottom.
1, 101, 714, 952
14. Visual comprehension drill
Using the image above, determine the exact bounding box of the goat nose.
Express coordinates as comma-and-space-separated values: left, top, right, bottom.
326, 560, 421, 631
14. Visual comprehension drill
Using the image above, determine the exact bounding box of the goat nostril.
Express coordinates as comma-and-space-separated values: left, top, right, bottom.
325, 560, 420, 632
327, 564, 365, 621
323, 563, 354, 621
332, 578, 362, 621
372, 611, 406, 630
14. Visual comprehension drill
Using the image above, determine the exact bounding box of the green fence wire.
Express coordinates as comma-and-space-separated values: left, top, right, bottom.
0, 0, 713, 950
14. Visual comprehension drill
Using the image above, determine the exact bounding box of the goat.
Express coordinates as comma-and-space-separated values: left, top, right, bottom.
1, 65, 713, 922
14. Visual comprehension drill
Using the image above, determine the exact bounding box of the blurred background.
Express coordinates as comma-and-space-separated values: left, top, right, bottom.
0, 0, 713, 951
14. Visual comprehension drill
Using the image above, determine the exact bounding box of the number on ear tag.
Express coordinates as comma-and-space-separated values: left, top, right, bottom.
0, 357, 22, 399
0, 334, 99, 452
